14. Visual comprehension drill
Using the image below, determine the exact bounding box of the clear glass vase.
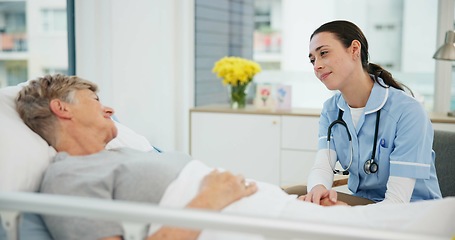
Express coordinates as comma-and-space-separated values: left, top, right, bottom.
228, 83, 249, 109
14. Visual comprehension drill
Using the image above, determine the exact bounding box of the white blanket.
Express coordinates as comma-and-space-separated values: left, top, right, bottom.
149, 160, 455, 239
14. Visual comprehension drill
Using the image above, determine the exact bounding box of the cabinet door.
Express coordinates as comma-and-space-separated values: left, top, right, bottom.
191, 112, 281, 184
280, 116, 319, 186
281, 116, 319, 150
281, 150, 316, 187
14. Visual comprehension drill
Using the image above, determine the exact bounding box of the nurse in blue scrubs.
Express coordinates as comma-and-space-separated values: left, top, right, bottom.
302, 20, 442, 205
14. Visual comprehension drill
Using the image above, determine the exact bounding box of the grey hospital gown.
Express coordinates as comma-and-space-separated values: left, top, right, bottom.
39, 148, 189, 240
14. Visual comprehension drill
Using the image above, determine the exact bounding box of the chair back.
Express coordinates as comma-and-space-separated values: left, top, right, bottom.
433, 130, 455, 197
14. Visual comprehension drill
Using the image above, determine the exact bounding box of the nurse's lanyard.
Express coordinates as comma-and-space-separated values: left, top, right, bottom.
327, 109, 381, 175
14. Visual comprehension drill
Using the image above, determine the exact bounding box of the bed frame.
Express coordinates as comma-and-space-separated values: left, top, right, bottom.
0, 191, 444, 240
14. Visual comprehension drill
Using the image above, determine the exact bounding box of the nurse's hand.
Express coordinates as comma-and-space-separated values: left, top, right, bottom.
298, 184, 338, 205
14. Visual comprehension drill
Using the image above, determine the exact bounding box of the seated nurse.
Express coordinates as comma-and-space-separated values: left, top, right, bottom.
301, 20, 442, 205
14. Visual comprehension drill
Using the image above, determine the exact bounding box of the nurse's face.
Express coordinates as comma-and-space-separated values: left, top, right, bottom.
308, 32, 357, 91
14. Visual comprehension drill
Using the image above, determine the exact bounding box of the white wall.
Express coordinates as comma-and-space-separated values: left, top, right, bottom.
434, 0, 455, 112
281, 0, 336, 72
277, 0, 438, 74
75, 0, 194, 152
401, 0, 438, 73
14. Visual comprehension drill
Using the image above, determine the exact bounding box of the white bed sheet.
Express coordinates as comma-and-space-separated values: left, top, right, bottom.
150, 160, 455, 239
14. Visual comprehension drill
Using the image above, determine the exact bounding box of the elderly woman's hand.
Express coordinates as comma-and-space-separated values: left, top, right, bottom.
188, 169, 258, 211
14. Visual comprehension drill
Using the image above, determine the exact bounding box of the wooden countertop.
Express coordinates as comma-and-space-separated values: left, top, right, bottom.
428, 112, 455, 124
332, 175, 349, 187
191, 104, 455, 124
190, 105, 322, 117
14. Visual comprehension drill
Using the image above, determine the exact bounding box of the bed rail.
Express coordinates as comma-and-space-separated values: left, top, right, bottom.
0, 191, 447, 240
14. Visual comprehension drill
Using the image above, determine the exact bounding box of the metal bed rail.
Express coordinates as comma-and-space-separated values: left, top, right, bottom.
0, 191, 447, 240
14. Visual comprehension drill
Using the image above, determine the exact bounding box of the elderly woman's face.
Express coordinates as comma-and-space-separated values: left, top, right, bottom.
69, 89, 118, 143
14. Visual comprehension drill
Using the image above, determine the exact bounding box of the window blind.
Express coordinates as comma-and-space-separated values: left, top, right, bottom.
195, 0, 254, 106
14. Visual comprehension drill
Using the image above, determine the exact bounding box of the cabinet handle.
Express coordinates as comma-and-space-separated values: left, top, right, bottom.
272, 120, 278, 125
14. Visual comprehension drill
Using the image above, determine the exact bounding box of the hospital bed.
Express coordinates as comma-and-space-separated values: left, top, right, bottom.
1, 84, 454, 240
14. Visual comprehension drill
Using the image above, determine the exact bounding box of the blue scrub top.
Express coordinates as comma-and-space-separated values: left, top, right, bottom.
318, 76, 442, 202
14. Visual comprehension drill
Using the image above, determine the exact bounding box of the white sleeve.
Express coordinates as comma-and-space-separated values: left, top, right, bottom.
378, 176, 416, 204
307, 149, 336, 192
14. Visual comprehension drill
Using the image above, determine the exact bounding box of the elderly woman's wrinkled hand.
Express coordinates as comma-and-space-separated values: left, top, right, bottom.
195, 169, 258, 210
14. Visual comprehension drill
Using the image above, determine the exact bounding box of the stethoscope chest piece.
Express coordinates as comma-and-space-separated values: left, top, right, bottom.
364, 159, 378, 174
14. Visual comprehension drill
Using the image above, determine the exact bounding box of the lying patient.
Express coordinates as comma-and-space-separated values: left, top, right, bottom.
16, 74, 455, 240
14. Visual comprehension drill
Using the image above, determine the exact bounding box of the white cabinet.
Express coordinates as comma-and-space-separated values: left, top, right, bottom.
191, 112, 281, 184
190, 110, 320, 186
280, 116, 319, 186
191, 107, 455, 188
281, 116, 319, 150
280, 150, 316, 187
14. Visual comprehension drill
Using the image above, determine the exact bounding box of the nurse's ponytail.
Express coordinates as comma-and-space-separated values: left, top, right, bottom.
368, 63, 413, 96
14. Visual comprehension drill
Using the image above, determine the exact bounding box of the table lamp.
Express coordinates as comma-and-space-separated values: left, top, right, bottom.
433, 30, 455, 116
433, 30, 455, 60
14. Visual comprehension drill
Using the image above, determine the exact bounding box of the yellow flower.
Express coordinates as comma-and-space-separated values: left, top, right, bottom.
212, 56, 261, 87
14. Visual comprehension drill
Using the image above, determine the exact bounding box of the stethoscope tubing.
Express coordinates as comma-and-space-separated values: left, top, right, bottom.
327, 109, 381, 175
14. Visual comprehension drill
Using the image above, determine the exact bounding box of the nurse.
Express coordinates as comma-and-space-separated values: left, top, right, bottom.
302, 20, 442, 205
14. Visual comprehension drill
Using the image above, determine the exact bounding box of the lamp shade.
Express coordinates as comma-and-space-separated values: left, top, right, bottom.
433, 30, 455, 61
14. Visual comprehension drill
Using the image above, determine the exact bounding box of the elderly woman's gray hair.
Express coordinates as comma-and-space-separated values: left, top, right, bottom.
16, 74, 98, 146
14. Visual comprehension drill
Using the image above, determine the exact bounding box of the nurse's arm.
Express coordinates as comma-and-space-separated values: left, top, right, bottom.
379, 176, 415, 204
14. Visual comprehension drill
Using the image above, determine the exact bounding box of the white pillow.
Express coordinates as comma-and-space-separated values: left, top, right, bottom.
0, 85, 55, 192
0, 83, 153, 192
106, 121, 153, 152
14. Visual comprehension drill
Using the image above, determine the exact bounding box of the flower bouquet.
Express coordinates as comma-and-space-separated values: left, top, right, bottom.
212, 56, 261, 109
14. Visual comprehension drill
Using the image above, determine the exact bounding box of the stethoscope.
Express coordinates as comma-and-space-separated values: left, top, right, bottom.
327, 109, 381, 175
